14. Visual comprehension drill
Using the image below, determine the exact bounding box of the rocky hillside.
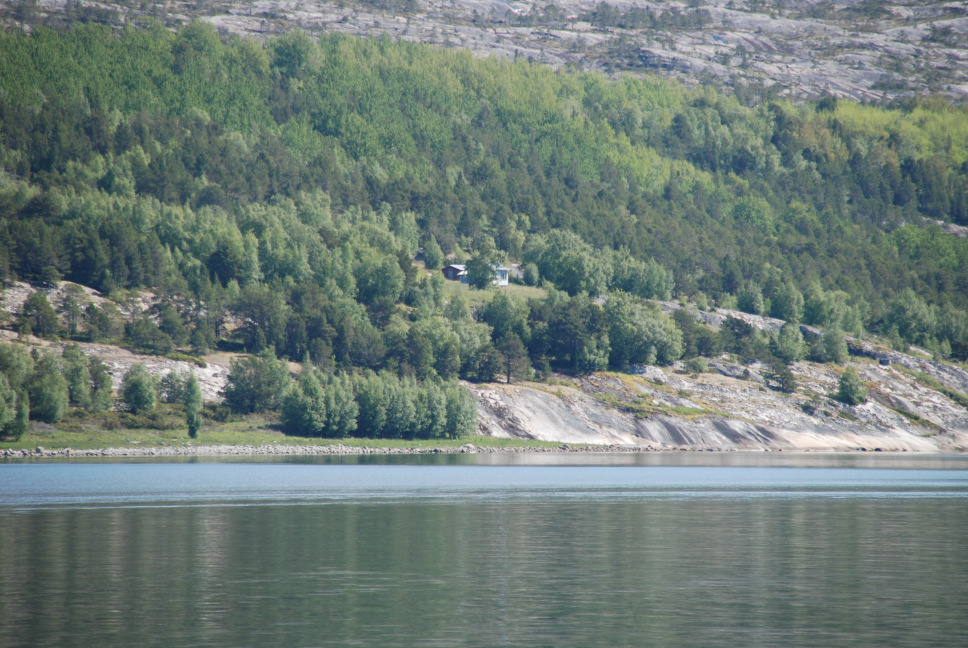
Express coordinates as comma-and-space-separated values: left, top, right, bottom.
473, 359, 968, 452
6, 281, 967, 452
473, 304, 968, 452
11, 0, 968, 102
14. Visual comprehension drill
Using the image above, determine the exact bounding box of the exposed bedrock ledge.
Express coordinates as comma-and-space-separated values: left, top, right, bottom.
471, 380, 968, 453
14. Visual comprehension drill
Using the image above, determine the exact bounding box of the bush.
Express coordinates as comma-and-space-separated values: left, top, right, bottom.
834, 367, 867, 405
686, 357, 708, 375
122, 364, 157, 414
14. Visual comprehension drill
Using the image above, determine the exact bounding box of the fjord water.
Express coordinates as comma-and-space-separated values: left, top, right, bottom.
1, 455, 966, 648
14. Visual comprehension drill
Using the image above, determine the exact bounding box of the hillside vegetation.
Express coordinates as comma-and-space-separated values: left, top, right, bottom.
1, 23, 967, 439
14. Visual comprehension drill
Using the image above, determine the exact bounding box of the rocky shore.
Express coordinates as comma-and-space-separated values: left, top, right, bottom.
3, 443, 657, 459
2, 442, 917, 460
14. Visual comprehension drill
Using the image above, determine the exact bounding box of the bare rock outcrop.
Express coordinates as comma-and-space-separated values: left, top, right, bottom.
15, 1, 968, 102
471, 361, 968, 452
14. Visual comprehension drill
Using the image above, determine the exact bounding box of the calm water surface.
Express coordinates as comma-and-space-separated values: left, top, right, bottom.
1, 453, 966, 648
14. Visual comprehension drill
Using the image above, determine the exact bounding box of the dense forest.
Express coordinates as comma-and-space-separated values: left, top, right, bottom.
1, 22, 967, 436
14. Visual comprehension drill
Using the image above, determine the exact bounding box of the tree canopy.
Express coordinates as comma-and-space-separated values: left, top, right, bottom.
1, 22, 967, 436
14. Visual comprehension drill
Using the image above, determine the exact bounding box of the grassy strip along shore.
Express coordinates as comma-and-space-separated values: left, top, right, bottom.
1, 421, 597, 459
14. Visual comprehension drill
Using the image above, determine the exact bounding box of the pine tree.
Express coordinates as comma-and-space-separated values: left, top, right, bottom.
497, 333, 530, 384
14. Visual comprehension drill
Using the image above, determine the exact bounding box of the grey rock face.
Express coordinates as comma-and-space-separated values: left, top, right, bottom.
19, 1, 967, 102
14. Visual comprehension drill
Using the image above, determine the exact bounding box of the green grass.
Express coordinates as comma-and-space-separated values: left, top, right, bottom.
894, 365, 968, 410
443, 281, 547, 309
591, 389, 722, 420
0, 414, 575, 453
887, 404, 941, 430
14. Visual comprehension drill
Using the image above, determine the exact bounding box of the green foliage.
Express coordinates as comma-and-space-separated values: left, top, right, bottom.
736, 281, 765, 316
522, 263, 540, 287
126, 317, 173, 355
543, 293, 610, 373
611, 253, 674, 301
233, 283, 289, 353
473, 343, 502, 382
672, 309, 720, 359
465, 255, 497, 290
0, 370, 29, 439
88, 357, 113, 412
719, 317, 769, 363
58, 286, 85, 338
0, 373, 18, 433
84, 303, 122, 341
496, 333, 531, 383
7, 395, 29, 440
685, 357, 708, 375
20, 292, 59, 338
771, 323, 805, 364
61, 343, 92, 409
529, 231, 610, 297
480, 292, 530, 346
29, 354, 69, 422
354, 370, 388, 436
605, 292, 682, 370
223, 349, 290, 414
158, 303, 189, 347
769, 360, 798, 394
122, 364, 157, 414
823, 329, 849, 364
422, 236, 444, 271
0, 23, 967, 431
834, 367, 868, 405
159, 370, 187, 404
768, 283, 804, 323
184, 372, 202, 438
0, 342, 35, 393
444, 383, 478, 439
383, 375, 417, 439
322, 372, 358, 438
281, 368, 327, 437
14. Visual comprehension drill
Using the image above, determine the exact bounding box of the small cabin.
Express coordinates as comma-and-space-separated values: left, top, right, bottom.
442, 264, 466, 282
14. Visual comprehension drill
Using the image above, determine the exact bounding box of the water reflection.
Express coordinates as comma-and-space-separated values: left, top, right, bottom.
2, 496, 966, 648
1, 458, 967, 648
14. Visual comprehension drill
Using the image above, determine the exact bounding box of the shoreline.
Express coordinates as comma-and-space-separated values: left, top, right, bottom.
2, 443, 940, 460
4, 443, 668, 459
